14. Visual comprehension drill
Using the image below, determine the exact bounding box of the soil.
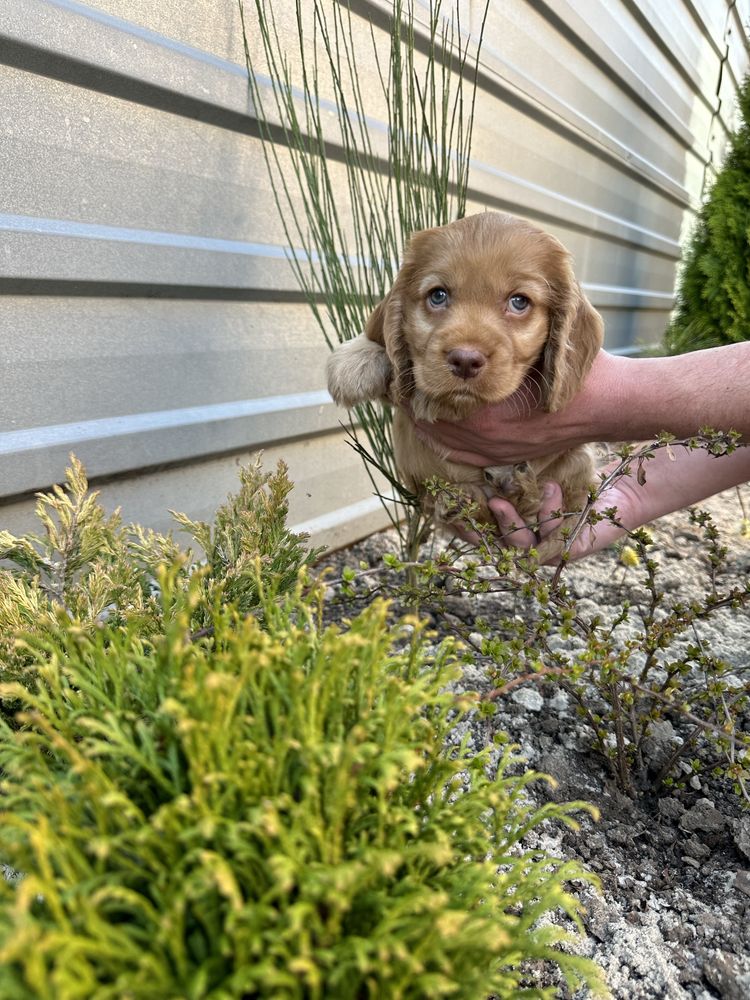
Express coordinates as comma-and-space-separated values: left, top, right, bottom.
318, 486, 750, 999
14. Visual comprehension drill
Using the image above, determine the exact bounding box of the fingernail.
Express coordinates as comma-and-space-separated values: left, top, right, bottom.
543, 482, 556, 499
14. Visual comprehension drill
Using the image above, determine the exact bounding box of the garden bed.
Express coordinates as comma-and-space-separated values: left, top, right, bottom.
320, 487, 750, 999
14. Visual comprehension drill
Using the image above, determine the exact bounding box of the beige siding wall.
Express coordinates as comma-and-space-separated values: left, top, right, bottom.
1, 0, 748, 549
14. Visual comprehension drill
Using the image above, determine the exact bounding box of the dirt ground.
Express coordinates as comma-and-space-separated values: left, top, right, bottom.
320, 485, 750, 999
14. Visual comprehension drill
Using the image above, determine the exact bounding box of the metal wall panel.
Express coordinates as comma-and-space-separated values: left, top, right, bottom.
1, 0, 748, 549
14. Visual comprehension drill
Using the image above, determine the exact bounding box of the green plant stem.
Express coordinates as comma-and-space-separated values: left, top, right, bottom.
241, 0, 489, 558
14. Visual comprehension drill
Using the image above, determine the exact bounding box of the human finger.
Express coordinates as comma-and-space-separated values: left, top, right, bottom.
448, 521, 482, 546
487, 497, 540, 549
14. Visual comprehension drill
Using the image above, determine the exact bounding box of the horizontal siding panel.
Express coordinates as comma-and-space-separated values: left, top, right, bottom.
1, 299, 331, 425
632, 1, 725, 102
0, 394, 339, 499
0, 430, 390, 554
0, 199, 679, 296
1, 1, 700, 290
1, 0, 252, 119
726, 2, 750, 87
0, 54, 689, 257
525, 1, 702, 148
686, 0, 732, 54
583, 285, 674, 311
595, 309, 674, 354
0, 63, 299, 253
1, 1, 728, 203
1, 290, 342, 497
0, 217, 307, 290
466, 163, 682, 257
3, 0, 698, 232
1, 207, 679, 308
455, 17, 697, 206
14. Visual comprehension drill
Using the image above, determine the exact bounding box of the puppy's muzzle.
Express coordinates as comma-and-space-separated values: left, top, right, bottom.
446, 348, 487, 380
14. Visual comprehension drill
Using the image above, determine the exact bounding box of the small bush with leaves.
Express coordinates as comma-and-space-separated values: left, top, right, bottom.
366, 433, 750, 804
0, 564, 607, 999
0, 455, 320, 687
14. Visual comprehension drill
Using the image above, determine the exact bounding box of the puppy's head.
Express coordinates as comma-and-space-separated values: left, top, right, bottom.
366, 212, 603, 417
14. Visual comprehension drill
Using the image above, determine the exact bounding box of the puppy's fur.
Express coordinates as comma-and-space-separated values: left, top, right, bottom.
327, 212, 603, 547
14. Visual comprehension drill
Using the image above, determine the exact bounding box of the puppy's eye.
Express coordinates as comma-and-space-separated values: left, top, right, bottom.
427, 287, 449, 309
508, 294, 531, 314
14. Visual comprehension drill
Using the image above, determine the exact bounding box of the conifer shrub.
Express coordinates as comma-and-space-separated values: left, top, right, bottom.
0, 455, 321, 690
0, 457, 608, 997
665, 75, 750, 353
0, 570, 606, 998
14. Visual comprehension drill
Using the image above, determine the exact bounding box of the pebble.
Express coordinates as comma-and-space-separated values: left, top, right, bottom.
510, 687, 544, 712
548, 689, 569, 713
658, 796, 685, 822
734, 870, 750, 899
641, 719, 683, 770
732, 815, 750, 862
683, 835, 710, 861
608, 824, 632, 847
703, 950, 748, 1000
582, 891, 616, 942
679, 798, 726, 835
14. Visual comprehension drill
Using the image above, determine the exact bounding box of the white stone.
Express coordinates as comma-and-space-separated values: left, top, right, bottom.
548, 689, 570, 712
511, 687, 544, 712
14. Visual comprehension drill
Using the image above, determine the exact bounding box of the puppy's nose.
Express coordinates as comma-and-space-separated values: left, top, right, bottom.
446, 348, 487, 380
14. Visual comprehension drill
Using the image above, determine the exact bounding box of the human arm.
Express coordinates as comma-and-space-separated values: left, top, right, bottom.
413, 342, 750, 465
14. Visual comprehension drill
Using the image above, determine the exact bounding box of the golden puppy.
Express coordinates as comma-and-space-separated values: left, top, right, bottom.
327, 212, 603, 547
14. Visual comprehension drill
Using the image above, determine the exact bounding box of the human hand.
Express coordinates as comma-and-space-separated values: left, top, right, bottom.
451, 437, 750, 563
454, 474, 636, 563
488, 481, 629, 562
411, 350, 614, 466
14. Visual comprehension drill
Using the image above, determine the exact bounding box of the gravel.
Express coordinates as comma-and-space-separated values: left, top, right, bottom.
320, 485, 750, 998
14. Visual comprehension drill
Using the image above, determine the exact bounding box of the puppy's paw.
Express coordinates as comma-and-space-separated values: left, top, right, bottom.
484, 463, 528, 493
326, 334, 392, 408
432, 483, 492, 528
484, 462, 541, 521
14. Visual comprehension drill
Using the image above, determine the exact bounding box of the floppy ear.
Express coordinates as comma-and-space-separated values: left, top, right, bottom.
365, 282, 413, 404
541, 282, 603, 412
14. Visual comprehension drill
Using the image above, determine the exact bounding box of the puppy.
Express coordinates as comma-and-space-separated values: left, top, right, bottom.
327, 212, 603, 551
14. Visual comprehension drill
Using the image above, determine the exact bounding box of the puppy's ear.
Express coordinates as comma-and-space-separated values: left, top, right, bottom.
541, 282, 603, 412
364, 296, 389, 346
365, 284, 412, 404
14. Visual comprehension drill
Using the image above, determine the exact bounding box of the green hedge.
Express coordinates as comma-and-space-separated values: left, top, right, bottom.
666, 75, 750, 353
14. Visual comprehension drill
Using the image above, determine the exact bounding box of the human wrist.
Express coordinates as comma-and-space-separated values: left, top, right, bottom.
551, 350, 629, 446
572, 352, 675, 444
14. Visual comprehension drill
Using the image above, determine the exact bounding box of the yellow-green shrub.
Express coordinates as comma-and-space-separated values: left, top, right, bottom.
0, 458, 607, 997
0, 455, 320, 686
0, 570, 605, 998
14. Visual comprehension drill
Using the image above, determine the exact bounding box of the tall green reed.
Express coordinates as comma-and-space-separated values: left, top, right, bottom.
240, 0, 488, 556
